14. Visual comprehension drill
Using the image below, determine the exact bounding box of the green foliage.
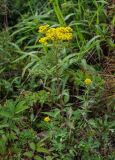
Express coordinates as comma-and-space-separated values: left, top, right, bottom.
0, 98, 49, 159
41, 107, 115, 160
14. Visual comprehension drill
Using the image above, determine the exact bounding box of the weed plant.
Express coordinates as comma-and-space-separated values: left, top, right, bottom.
0, 0, 115, 159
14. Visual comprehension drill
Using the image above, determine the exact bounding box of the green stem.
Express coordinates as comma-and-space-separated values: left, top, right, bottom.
53, 42, 64, 109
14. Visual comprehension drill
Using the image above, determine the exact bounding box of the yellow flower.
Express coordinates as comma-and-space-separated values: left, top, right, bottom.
44, 116, 50, 122
46, 28, 57, 40
38, 25, 73, 44
39, 37, 48, 45
38, 24, 49, 33
46, 26, 73, 41
65, 27, 73, 32
84, 78, 92, 85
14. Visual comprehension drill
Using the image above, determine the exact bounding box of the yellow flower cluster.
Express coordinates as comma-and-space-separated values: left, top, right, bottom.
38, 25, 73, 45
39, 37, 48, 45
46, 27, 73, 41
84, 78, 92, 85
38, 24, 49, 33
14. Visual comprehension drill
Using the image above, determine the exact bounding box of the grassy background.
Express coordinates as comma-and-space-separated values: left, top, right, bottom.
0, 0, 115, 159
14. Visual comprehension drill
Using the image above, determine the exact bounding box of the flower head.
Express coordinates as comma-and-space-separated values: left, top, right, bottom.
84, 78, 92, 85
39, 37, 48, 45
38, 24, 49, 33
44, 116, 50, 122
46, 26, 73, 41
38, 25, 73, 45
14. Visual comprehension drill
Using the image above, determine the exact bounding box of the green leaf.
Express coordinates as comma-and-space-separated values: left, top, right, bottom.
46, 156, 53, 160
0, 111, 12, 118
29, 142, 36, 151
23, 151, 33, 158
88, 120, 97, 128
34, 155, 43, 160
73, 109, 82, 120
37, 147, 49, 154
42, 109, 60, 118
15, 101, 29, 114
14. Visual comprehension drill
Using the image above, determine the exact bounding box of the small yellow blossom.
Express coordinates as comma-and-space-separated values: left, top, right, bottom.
38, 24, 49, 33
46, 28, 57, 40
44, 116, 50, 122
84, 78, 92, 85
39, 37, 48, 45
65, 27, 73, 32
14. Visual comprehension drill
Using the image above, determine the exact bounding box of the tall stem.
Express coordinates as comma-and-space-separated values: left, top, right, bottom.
54, 42, 60, 97
54, 42, 64, 110
4, 0, 8, 31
